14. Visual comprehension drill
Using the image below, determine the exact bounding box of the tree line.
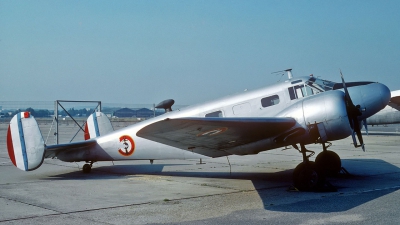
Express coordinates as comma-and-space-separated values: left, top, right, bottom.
2, 108, 92, 118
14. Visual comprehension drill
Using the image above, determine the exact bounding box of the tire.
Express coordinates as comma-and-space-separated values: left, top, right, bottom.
82, 164, 91, 173
315, 150, 341, 176
293, 161, 324, 191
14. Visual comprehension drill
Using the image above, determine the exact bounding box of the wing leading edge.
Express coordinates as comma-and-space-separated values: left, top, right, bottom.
137, 117, 297, 157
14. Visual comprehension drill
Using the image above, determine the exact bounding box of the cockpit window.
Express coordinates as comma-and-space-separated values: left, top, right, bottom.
306, 77, 336, 92
288, 76, 337, 100
288, 85, 314, 100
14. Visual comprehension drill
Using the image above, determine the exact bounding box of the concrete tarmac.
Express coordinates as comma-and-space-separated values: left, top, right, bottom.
1, 121, 400, 224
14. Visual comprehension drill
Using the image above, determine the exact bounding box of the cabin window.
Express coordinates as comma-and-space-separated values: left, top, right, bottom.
205, 110, 223, 117
261, 95, 280, 107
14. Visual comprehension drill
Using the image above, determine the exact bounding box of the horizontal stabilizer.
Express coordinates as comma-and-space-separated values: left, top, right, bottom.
44, 139, 98, 159
7, 112, 45, 171
84, 112, 113, 140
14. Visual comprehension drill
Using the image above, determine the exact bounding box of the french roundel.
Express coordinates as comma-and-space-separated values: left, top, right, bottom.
118, 135, 135, 156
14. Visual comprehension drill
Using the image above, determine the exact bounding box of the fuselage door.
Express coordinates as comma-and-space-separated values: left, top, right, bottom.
232, 102, 251, 116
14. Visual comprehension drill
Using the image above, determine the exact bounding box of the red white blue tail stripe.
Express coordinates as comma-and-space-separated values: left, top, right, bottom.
84, 112, 113, 140
7, 112, 45, 171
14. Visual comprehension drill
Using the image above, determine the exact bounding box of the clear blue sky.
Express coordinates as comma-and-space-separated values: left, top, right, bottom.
1, 0, 399, 105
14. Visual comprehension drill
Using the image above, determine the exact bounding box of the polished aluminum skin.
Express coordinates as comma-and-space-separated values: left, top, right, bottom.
6, 74, 391, 170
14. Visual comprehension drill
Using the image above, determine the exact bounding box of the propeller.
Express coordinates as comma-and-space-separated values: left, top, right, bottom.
363, 119, 369, 135
340, 70, 365, 151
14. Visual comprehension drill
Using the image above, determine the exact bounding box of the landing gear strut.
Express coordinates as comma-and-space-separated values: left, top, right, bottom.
82, 161, 94, 173
292, 144, 325, 191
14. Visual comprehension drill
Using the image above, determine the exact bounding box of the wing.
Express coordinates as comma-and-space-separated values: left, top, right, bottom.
137, 117, 297, 157
44, 140, 97, 158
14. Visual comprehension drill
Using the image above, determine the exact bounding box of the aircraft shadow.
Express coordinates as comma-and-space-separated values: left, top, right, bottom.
264, 158, 400, 212
42, 164, 182, 180
262, 187, 397, 213
44, 159, 400, 213
44, 163, 293, 183
363, 132, 400, 136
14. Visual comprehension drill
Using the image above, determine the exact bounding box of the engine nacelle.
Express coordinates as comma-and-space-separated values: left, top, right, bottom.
276, 90, 352, 144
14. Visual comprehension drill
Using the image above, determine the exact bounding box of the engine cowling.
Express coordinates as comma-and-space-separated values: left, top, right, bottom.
276, 90, 352, 144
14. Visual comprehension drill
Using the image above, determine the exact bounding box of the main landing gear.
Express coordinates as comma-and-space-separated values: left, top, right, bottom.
82, 161, 95, 173
315, 142, 342, 176
292, 144, 324, 191
292, 142, 342, 191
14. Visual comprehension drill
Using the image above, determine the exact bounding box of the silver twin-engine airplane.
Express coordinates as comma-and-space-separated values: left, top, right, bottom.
6, 70, 391, 191
366, 90, 400, 126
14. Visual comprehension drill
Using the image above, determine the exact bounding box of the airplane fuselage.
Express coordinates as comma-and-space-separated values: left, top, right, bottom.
367, 90, 400, 125
54, 76, 391, 163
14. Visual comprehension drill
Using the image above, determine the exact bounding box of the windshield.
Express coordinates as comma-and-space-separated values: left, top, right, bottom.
306, 76, 336, 93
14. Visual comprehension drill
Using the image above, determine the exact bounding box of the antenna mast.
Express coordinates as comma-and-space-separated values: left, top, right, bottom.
285, 68, 293, 79
272, 68, 293, 81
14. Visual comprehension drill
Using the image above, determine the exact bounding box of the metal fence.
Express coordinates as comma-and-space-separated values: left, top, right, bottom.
0, 100, 187, 145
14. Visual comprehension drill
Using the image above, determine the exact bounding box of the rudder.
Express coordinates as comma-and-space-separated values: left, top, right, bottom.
84, 112, 114, 140
7, 112, 45, 171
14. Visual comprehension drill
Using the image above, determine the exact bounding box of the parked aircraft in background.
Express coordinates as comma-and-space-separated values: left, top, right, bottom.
6, 70, 391, 191
366, 90, 400, 126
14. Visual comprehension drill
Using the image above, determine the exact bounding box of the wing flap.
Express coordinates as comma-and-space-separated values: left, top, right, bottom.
137, 117, 296, 157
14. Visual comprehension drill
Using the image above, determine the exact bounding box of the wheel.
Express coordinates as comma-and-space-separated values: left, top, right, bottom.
82, 164, 92, 173
293, 161, 324, 191
315, 150, 341, 176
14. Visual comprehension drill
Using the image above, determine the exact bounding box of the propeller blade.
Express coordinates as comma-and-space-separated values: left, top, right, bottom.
350, 131, 365, 151
350, 131, 357, 147
340, 70, 355, 107
340, 70, 365, 151
354, 121, 365, 152
363, 119, 369, 135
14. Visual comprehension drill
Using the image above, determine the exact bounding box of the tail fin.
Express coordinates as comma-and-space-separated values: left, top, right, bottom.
7, 112, 45, 171
84, 112, 114, 140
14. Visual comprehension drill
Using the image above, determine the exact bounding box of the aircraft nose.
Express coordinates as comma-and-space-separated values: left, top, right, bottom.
355, 82, 391, 119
